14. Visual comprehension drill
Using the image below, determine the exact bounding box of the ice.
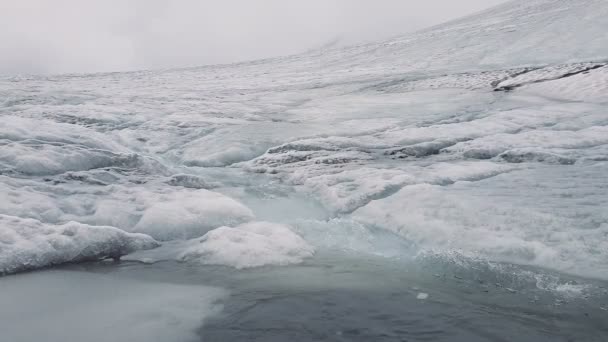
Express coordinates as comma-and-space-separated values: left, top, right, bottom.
0, 141, 141, 176
0, 176, 254, 241
130, 188, 255, 241
125, 221, 315, 268
1, 0, 607, 284
351, 164, 608, 280
0, 214, 159, 275
493, 63, 605, 90
447, 125, 608, 162
520, 65, 608, 103
167, 173, 219, 189
0, 270, 226, 342
0, 116, 123, 152
180, 221, 315, 269
416, 293, 429, 300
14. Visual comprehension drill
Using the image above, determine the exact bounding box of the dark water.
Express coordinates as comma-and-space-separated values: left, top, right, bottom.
202, 289, 589, 342
56, 252, 608, 342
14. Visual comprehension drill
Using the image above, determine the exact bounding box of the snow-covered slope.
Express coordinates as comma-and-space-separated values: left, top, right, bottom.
282, 0, 608, 75
1, 0, 607, 279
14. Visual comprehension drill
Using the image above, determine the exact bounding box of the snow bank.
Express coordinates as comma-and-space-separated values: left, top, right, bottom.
0, 214, 159, 275
180, 221, 314, 269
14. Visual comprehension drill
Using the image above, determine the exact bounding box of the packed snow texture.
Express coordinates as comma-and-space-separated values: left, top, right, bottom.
0, 270, 226, 342
130, 189, 254, 241
0, 214, 159, 275
180, 221, 315, 269
1, 0, 608, 280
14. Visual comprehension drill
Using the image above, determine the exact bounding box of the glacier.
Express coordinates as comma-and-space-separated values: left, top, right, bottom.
1, 0, 607, 279
1, 0, 608, 340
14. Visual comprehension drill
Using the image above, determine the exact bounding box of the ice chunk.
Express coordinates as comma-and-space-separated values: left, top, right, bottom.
0, 214, 159, 275
180, 221, 314, 269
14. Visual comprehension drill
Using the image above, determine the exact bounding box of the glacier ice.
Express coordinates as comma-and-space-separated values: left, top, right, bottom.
130, 188, 255, 241
180, 221, 315, 269
123, 221, 315, 269
351, 164, 608, 279
519, 65, 608, 103
0, 214, 159, 275
0, 0, 607, 283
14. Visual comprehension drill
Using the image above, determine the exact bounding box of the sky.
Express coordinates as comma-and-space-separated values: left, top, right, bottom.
0, 0, 507, 75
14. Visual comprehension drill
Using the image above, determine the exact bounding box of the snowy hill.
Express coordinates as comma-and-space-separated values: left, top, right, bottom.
281, 0, 608, 75
1, 0, 607, 285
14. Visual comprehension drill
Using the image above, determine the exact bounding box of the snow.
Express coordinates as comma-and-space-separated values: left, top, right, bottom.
520, 65, 608, 103
130, 188, 255, 241
0, 177, 254, 242
351, 167, 608, 279
0, 214, 159, 275
180, 221, 314, 269
0, 0, 608, 282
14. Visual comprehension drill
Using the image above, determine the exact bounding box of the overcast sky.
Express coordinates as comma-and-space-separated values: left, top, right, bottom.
0, 0, 506, 75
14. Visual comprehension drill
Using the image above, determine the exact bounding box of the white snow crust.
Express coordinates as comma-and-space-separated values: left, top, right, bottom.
180, 221, 314, 269
0, 214, 159, 275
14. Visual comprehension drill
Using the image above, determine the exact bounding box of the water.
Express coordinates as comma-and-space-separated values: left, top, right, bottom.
2, 252, 606, 342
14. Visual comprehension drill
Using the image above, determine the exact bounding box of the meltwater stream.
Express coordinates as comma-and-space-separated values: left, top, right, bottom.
2, 252, 607, 342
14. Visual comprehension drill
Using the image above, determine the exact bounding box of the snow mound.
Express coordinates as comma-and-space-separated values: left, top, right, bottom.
131, 189, 255, 241
0, 214, 159, 275
179, 221, 314, 269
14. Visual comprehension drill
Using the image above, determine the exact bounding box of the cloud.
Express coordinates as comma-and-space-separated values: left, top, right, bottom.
0, 0, 506, 74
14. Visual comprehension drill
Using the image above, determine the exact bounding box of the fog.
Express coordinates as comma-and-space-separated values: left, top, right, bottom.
0, 0, 506, 75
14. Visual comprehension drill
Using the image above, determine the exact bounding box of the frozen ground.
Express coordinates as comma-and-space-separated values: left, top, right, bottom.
1, 0, 608, 340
